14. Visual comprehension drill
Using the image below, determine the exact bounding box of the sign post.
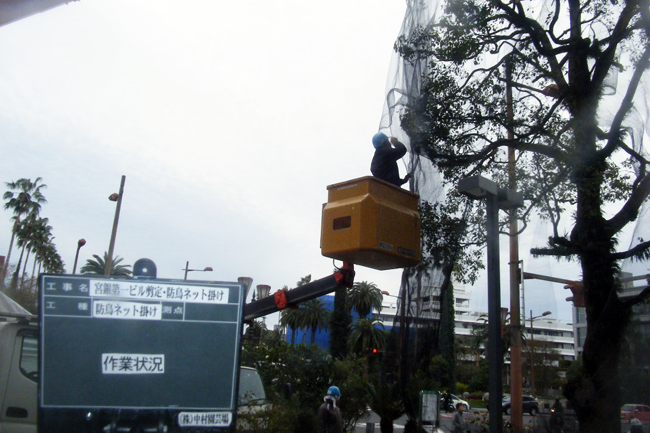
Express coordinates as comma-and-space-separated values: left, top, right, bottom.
39, 274, 246, 432
419, 390, 439, 432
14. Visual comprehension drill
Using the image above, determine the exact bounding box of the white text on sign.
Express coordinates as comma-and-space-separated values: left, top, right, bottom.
101, 354, 165, 374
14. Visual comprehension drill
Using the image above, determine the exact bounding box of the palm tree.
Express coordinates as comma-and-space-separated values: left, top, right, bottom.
32, 240, 58, 276
40, 243, 64, 274
470, 327, 486, 368
279, 307, 302, 345
80, 252, 132, 276
365, 379, 405, 433
21, 217, 53, 289
347, 281, 383, 318
300, 298, 330, 345
279, 275, 315, 344
348, 317, 387, 376
12, 216, 51, 289
347, 317, 386, 354
3, 178, 47, 277
244, 320, 267, 345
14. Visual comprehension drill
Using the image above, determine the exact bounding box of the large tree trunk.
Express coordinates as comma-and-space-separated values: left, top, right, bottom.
565, 110, 630, 432
379, 417, 394, 433
20, 248, 32, 290
2, 219, 18, 278
30, 253, 38, 282
566, 246, 629, 433
10, 241, 28, 290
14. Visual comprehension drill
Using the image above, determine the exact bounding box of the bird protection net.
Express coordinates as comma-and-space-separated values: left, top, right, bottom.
376, 0, 650, 411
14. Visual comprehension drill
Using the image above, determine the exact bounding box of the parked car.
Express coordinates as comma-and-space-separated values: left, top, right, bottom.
621, 404, 650, 423
502, 395, 540, 416
440, 393, 471, 412
450, 394, 471, 411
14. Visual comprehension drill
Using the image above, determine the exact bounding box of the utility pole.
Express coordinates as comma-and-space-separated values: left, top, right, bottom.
506, 55, 524, 433
105, 175, 125, 277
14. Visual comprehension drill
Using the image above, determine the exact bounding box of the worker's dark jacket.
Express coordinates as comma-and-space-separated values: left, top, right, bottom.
370, 141, 408, 187
317, 399, 343, 433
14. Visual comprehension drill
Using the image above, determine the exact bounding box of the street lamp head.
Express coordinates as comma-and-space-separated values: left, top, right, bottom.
256, 284, 271, 299
77, 238, 86, 247
497, 187, 524, 210
238, 277, 254, 300
458, 175, 499, 199
183, 262, 214, 280
108, 193, 119, 202
542, 311, 552, 317
381, 290, 390, 295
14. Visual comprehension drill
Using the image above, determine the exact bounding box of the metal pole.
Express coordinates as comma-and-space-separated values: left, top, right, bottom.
506, 54, 524, 433
530, 309, 536, 397
72, 239, 86, 274
184, 261, 190, 280
486, 193, 503, 433
105, 175, 125, 276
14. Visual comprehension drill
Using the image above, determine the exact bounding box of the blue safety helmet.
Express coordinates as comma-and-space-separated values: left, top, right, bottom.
372, 132, 389, 149
327, 386, 341, 397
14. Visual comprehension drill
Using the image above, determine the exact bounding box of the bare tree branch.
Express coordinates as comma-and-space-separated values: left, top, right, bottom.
607, 173, 650, 234
612, 240, 650, 260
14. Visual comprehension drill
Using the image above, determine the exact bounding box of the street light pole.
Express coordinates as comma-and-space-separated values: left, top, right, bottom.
183, 261, 214, 280
506, 54, 524, 433
529, 310, 551, 396
458, 175, 523, 433
485, 190, 503, 433
105, 175, 125, 277
72, 238, 86, 274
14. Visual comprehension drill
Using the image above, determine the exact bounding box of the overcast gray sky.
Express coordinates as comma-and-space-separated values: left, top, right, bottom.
1, 0, 612, 324
0, 0, 413, 323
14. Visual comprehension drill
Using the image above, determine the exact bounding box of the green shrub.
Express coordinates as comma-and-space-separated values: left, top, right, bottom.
237, 399, 298, 433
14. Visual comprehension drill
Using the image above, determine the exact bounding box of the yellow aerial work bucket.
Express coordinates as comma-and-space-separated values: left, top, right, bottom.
320, 176, 421, 270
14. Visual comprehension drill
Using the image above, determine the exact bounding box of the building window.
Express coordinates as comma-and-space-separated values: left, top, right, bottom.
577, 327, 587, 349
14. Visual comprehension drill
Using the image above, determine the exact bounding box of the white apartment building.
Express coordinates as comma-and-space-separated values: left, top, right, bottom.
573, 272, 650, 359
373, 281, 576, 362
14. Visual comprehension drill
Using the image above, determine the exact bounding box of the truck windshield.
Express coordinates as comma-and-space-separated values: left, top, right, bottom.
238, 368, 266, 406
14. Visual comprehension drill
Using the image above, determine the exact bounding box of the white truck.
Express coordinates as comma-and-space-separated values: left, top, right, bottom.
0, 312, 267, 433
0, 313, 37, 433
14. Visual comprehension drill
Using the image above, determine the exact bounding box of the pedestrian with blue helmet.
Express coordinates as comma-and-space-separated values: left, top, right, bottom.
370, 132, 411, 187
317, 385, 343, 433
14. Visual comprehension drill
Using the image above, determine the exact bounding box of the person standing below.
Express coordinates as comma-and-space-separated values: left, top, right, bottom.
317, 386, 343, 433
630, 417, 644, 433
370, 132, 411, 187
550, 398, 564, 432
442, 391, 453, 412
452, 402, 469, 433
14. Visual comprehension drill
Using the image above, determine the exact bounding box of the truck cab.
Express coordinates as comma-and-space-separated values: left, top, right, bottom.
0, 314, 38, 433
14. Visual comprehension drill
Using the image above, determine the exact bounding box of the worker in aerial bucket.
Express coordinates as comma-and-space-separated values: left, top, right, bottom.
370, 132, 411, 187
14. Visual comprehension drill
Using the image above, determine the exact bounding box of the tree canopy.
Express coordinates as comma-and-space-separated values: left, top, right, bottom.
80, 252, 132, 277
391, 0, 650, 430
3, 177, 48, 279
2, 177, 63, 299
347, 281, 383, 318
